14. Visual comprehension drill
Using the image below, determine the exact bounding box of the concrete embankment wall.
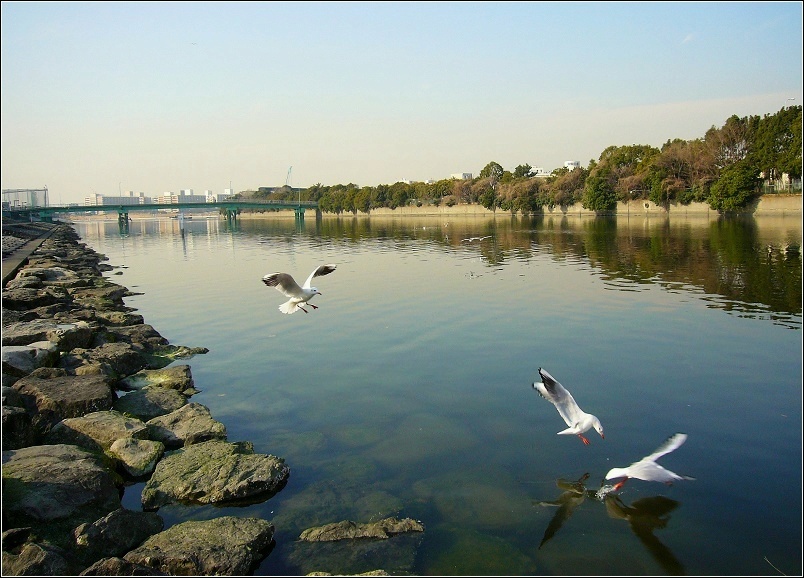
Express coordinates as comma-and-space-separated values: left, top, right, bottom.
235, 194, 802, 219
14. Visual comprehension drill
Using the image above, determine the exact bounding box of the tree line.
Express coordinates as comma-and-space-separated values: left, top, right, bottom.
238, 106, 801, 214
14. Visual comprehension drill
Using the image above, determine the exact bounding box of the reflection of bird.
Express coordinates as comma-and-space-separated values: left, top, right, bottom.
532, 368, 604, 445
534, 473, 592, 548
605, 433, 694, 490
262, 264, 336, 314
461, 235, 492, 242
604, 494, 685, 575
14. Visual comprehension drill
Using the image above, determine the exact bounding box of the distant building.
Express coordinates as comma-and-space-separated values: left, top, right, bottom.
84, 191, 150, 206
3, 187, 49, 209
531, 167, 550, 178
564, 161, 581, 171
450, 173, 473, 180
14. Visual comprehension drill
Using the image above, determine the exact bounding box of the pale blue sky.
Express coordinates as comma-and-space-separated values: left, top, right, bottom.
2, 1, 802, 204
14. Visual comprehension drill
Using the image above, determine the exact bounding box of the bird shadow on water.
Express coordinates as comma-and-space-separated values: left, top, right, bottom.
534, 473, 686, 576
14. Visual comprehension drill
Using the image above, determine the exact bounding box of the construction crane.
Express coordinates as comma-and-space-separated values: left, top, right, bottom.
285, 166, 292, 188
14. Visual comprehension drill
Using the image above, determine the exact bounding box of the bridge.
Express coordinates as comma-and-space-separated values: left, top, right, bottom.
2, 200, 319, 228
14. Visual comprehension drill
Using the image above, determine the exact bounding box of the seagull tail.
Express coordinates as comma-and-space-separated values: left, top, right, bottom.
279, 301, 299, 314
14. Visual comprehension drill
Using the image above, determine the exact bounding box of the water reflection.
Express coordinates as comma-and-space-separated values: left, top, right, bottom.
535, 473, 686, 575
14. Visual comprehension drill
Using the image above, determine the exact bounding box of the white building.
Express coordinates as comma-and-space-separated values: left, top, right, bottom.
564, 161, 581, 171
84, 191, 149, 206
531, 167, 550, 178
450, 173, 473, 180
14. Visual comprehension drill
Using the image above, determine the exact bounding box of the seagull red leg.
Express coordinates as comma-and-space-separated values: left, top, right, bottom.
578, 434, 590, 446
309, 304, 319, 309
612, 479, 627, 491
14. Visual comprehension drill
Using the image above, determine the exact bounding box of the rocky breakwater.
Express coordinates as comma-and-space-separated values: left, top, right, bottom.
1, 224, 290, 575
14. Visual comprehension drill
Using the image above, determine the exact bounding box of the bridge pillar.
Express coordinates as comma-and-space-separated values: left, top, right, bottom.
118, 211, 130, 234
294, 207, 305, 224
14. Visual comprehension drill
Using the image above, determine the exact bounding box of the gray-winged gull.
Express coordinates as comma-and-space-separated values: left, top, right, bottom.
262, 264, 337, 314
532, 367, 604, 445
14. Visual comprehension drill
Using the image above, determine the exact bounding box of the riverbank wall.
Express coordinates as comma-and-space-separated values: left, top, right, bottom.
232, 194, 802, 220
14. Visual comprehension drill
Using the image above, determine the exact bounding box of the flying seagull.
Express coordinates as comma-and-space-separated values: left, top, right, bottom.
532, 367, 604, 445
262, 264, 336, 314
605, 433, 695, 491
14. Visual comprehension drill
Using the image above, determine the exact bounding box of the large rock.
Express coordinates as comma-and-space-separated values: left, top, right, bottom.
79, 556, 168, 576
11, 368, 114, 436
145, 402, 226, 448
123, 516, 275, 576
114, 386, 188, 421
141, 440, 288, 509
2, 341, 60, 378
108, 437, 165, 477
1, 540, 72, 576
1, 285, 72, 311
60, 342, 149, 378
2, 319, 94, 351
72, 507, 164, 565
119, 365, 196, 394
2, 444, 122, 548
45, 410, 150, 452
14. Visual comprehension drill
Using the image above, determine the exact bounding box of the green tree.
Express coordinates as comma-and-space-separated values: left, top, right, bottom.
582, 172, 617, 212
708, 159, 760, 212
514, 164, 533, 178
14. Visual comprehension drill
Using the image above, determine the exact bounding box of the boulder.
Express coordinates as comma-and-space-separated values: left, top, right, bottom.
145, 402, 226, 448
61, 342, 149, 378
141, 439, 288, 509
123, 516, 274, 576
119, 365, 196, 394
299, 518, 425, 542
45, 410, 149, 452
72, 507, 164, 565
108, 437, 165, 477
2, 444, 122, 549
114, 386, 187, 422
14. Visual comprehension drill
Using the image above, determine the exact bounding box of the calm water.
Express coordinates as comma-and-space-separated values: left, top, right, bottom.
72, 212, 802, 576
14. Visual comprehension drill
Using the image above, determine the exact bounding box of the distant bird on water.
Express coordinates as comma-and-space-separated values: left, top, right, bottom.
605, 433, 694, 491
262, 264, 336, 314
532, 367, 604, 445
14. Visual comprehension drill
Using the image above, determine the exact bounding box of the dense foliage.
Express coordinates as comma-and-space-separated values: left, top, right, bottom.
236, 106, 801, 214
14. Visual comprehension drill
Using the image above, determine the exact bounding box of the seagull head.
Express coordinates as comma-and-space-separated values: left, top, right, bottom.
592, 417, 604, 439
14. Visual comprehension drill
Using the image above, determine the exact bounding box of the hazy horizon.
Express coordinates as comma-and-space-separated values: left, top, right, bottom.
2, 2, 802, 205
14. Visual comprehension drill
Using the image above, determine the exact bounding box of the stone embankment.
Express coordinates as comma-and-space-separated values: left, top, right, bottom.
1, 221, 423, 576
1, 222, 289, 575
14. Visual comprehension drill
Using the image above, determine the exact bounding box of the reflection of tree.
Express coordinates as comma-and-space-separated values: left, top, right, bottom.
534, 475, 686, 575
239, 215, 802, 323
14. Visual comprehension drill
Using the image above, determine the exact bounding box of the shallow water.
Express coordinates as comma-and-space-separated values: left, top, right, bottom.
73, 212, 802, 576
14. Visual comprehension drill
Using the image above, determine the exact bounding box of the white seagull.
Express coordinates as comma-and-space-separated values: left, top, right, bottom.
532, 367, 604, 445
605, 433, 695, 491
262, 264, 337, 314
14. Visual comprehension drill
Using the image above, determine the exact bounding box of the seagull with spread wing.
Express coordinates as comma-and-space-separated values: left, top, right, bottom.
262, 264, 337, 314
605, 433, 695, 491
532, 367, 604, 445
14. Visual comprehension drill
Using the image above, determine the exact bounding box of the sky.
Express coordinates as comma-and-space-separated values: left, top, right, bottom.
1, 1, 802, 205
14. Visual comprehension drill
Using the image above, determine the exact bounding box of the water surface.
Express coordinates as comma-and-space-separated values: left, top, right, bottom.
73, 212, 802, 576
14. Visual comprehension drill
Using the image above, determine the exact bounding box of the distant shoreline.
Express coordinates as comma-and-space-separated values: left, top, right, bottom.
64, 194, 801, 221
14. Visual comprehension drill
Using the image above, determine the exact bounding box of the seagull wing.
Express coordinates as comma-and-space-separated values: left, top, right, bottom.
262, 272, 303, 299
536, 368, 583, 427
302, 264, 337, 289
642, 433, 688, 463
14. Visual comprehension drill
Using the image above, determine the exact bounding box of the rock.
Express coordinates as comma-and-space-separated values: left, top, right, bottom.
108, 437, 165, 477
45, 410, 149, 452
11, 368, 114, 436
299, 518, 425, 542
72, 507, 163, 565
1, 541, 72, 576
2, 404, 35, 450
2, 341, 60, 377
1, 285, 72, 311
123, 516, 275, 575
79, 556, 169, 575
1, 319, 94, 351
145, 402, 226, 448
114, 386, 188, 422
60, 342, 149, 378
93, 324, 169, 352
141, 439, 288, 509
2, 444, 122, 550
119, 365, 196, 394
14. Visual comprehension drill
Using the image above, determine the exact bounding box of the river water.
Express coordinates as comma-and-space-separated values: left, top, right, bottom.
72, 212, 802, 576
